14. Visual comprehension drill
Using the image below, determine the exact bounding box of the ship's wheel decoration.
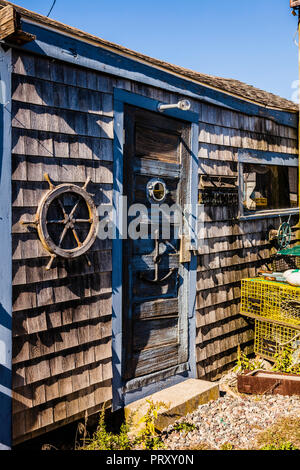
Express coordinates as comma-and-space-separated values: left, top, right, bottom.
277, 221, 292, 249
268, 215, 292, 250
21, 173, 99, 270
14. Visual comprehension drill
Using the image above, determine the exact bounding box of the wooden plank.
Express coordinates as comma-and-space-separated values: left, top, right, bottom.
12, 318, 112, 366
202, 218, 272, 239
12, 52, 114, 94
196, 315, 249, 343
12, 183, 112, 214
133, 298, 178, 320
200, 205, 238, 223
12, 411, 26, 441
197, 245, 271, 272
12, 233, 111, 261
196, 298, 240, 328
133, 317, 178, 350
0, 5, 16, 39
196, 281, 241, 310
11, 102, 114, 139
134, 344, 179, 377
11, 155, 113, 184
199, 123, 297, 154
12, 74, 113, 117
133, 157, 180, 178
12, 250, 112, 286
136, 125, 179, 163
201, 231, 276, 256
13, 392, 112, 444
199, 143, 238, 162
198, 158, 237, 176
196, 330, 254, 365
196, 265, 255, 293
12, 386, 33, 415
12, 272, 111, 312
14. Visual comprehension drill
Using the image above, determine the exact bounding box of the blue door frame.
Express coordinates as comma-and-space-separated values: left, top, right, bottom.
112, 89, 199, 409
0, 46, 12, 450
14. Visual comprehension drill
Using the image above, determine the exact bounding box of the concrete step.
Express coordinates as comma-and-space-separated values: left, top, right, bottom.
124, 378, 219, 433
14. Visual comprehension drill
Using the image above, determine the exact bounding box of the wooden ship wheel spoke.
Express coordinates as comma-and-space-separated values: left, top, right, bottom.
21, 173, 99, 270
47, 196, 94, 249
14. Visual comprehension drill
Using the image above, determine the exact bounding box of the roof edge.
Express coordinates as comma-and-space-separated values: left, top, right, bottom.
0, 0, 298, 114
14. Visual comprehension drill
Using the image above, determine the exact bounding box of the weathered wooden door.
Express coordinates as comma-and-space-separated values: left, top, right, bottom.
122, 105, 191, 383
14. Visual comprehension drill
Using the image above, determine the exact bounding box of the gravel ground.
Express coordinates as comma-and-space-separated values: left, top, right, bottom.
161, 394, 300, 450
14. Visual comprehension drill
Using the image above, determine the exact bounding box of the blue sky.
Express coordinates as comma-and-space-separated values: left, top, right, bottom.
14, 0, 299, 101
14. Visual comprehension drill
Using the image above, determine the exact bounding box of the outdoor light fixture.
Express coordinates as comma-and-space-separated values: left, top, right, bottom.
157, 99, 191, 112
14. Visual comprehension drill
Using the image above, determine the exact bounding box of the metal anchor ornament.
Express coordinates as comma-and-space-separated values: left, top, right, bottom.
139, 230, 175, 284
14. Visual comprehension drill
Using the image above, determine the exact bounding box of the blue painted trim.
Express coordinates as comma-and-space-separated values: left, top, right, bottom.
111, 90, 198, 410
0, 304, 12, 331
0, 46, 12, 450
188, 122, 199, 379
112, 97, 125, 411
239, 208, 299, 221
0, 392, 11, 449
114, 89, 199, 123
0, 365, 11, 390
19, 20, 298, 129
238, 148, 298, 167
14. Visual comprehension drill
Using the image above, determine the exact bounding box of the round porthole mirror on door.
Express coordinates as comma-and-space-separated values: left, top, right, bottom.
146, 178, 168, 203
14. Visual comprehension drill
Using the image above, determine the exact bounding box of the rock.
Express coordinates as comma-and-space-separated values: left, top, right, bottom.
162, 394, 300, 450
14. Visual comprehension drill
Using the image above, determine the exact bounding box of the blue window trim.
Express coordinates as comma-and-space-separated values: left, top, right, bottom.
112, 89, 198, 410
238, 149, 298, 167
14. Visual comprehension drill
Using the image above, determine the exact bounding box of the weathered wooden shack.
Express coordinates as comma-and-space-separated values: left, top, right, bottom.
0, 1, 298, 448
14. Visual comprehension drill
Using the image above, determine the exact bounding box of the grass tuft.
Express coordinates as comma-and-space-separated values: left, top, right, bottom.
255, 417, 300, 450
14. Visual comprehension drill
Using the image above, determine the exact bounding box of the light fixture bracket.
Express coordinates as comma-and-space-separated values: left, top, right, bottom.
157, 100, 191, 112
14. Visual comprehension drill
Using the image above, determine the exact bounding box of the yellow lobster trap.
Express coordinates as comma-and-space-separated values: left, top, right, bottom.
241, 278, 300, 327
241, 278, 300, 362
254, 319, 300, 362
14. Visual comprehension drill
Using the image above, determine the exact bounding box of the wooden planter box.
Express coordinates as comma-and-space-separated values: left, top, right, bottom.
237, 370, 300, 396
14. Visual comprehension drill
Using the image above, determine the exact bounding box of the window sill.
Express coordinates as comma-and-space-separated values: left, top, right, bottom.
239, 207, 299, 221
